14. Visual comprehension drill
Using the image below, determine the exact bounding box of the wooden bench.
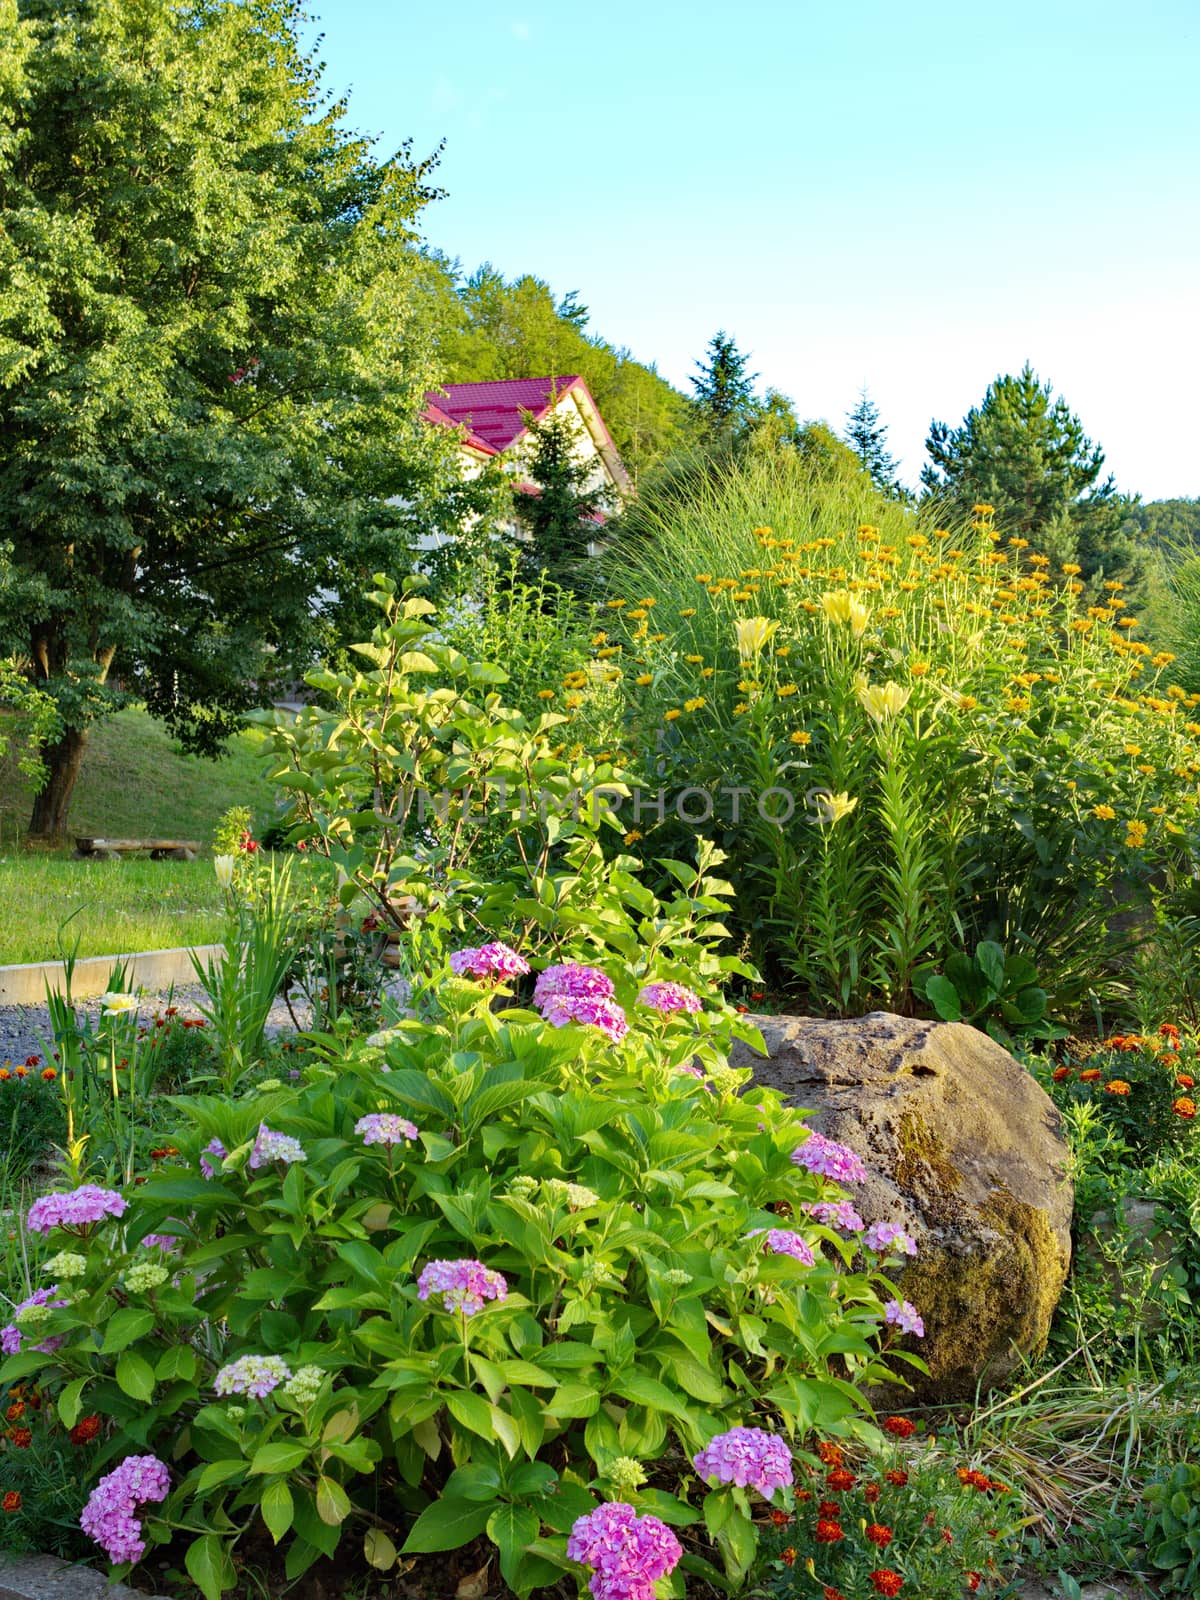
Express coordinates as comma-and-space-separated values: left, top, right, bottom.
74, 837, 202, 862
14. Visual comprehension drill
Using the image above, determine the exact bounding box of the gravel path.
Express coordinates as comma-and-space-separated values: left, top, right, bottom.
0, 983, 311, 1066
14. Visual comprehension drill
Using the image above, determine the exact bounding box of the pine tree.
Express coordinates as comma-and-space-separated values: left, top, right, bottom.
846, 388, 902, 496
511, 401, 603, 593
690, 331, 758, 433
921, 364, 1137, 585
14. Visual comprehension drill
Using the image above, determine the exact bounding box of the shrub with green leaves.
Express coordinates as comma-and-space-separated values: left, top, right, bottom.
1145, 1460, 1200, 1592
0, 952, 926, 1597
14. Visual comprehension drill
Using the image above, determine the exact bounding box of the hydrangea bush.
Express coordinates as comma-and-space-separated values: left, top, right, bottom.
1, 950, 927, 1597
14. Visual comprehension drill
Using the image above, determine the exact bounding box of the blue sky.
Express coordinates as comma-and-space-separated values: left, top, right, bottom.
310, 1, 1198, 499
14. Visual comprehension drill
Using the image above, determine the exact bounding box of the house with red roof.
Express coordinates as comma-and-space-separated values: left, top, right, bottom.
423, 375, 631, 514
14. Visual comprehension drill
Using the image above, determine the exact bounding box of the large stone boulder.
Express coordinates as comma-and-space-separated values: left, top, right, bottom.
730, 1011, 1073, 1399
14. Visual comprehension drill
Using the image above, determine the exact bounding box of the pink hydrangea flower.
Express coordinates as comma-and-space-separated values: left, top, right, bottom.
213, 1354, 293, 1399
694, 1426, 793, 1496
637, 981, 702, 1015
0, 1285, 69, 1355
533, 963, 614, 1008
884, 1298, 925, 1336
449, 942, 530, 981
417, 1258, 508, 1317
803, 1199, 866, 1234
567, 1502, 681, 1600
864, 1221, 918, 1257
540, 993, 628, 1043
80, 1454, 170, 1565
26, 1185, 126, 1236
790, 1131, 868, 1185
355, 1113, 419, 1146
199, 1137, 227, 1179
756, 1229, 815, 1266
248, 1125, 306, 1169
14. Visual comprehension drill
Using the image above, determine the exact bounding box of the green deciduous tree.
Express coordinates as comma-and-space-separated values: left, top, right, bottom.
511, 402, 603, 593
0, 0, 476, 837
921, 363, 1138, 585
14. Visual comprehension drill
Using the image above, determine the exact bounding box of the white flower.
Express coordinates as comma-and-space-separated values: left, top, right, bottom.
213, 854, 235, 889
100, 992, 138, 1018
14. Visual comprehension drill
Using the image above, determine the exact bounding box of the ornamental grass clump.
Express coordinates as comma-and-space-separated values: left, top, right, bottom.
0, 932, 931, 1598
562, 453, 1200, 1015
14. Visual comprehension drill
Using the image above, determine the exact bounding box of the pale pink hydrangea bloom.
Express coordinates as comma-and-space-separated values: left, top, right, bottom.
864, 1221, 918, 1257
355, 1113, 419, 1146
637, 980, 703, 1015
694, 1426, 793, 1496
26, 1185, 126, 1236
802, 1199, 866, 1234
533, 963, 614, 1008
885, 1298, 925, 1336
248, 1125, 306, 1169
449, 942, 530, 981
80, 1454, 170, 1564
213, 1354, 294, 1399
790, 1131, 868, 1185
540, 993, 628, 1043
417, 1258, 507, 1317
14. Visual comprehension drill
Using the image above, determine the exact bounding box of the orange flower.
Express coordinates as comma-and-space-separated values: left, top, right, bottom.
1173, 1097, 1196, 1119
826, 1468, 856, 1491
769, 1509, 791, 1526
1176, 1075, 1195, 1090
9, 1427, 31, 1449
869, 1572, 904, 1597
816, 1519, 845, 1543
69, 1414, 102, 1445
885, 1468, 909, 1486
780, 1546, 796, 1566
866, 1522, 894, 1549
41, 1067, 56, 1081
881, 1416, 916, 1438
1, 1492, 20, 1512
1051, 1065, 1072, 1082
1079, 1068, 1102, 1083
817, 1440, 844, 1466
1104, 1080, 1131, 1096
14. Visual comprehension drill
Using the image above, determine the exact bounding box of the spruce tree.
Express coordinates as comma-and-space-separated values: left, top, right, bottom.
511, 401, 603, 593
846, 388, 902, 496
690, 330, 758, 433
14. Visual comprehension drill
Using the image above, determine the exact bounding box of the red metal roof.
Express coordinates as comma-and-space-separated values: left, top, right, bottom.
424, 377, 585, 453
420, 398, 498, 456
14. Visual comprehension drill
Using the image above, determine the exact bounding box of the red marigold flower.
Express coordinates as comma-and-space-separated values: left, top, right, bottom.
819, 1500, 841, 1518
1051, 1065, 1071, 1081
885, 1468, 909, 1486
869, 1571, 904, 1597
769, 1508, 791, 1526
882, 1416, 916, 1438
1079, 1068, 1102, 1082
2, 1492, 20, 1512
0, 1069, 10, 1081
824, 1590, 847, 1600
1161, 1022, 1180, 1037
866, 1522, 894, 1548
9, 1427, 31, 1449
1104, 1080, 1131, 1095
794, 1488, 812, 1503
69, 1414, 101, 1445
817, 1440, 844, 1466
23, 1056, 39, 1068
1177, 1074, 1195, 1089
13, 1066, 27, 1078
989, 1480, 1011, 1495
1163, 1051, 1181, 1065
966, 1576, 982, 1593
864, 1482, 881, 1503
41, 1067, 56, 1081
5, 1403, 24, 1422
941, 1527, 954, 1544
149, 1146, 179, 1160
780, 1547, 796, 1566
825, 1468, 856, 1491
815, 1519, 845, 1543
1174, 1096, 1197, 1119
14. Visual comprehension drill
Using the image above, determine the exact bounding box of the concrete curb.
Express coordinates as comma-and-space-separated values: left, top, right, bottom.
0, 946, 225, 1006
0, 1553, 169, 1599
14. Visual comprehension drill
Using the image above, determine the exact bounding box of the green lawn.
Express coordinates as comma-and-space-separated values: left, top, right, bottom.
0, 855, 225, 964
0, 706, 286, 964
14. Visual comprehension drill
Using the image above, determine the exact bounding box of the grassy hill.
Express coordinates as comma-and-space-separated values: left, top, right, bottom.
0, 706, 279, 850
0, 708, 283, 965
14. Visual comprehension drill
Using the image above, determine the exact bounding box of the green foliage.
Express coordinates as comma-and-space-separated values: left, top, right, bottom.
0, 1061, 64, 1182
558, 454, 1200, 1018
691, 330, 759, 437
0, 0, 477, 832
921, 363, 1139, 588
211, 808, 253, 859
915, 940, 1057, 1045
2, 956, 911, 1595
511, 403, 604, 593
1145, 1461, 1200, 1590
760, 1435, 1026, 1596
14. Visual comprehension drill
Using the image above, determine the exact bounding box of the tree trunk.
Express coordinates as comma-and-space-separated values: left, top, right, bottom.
28, 725, 91, 840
